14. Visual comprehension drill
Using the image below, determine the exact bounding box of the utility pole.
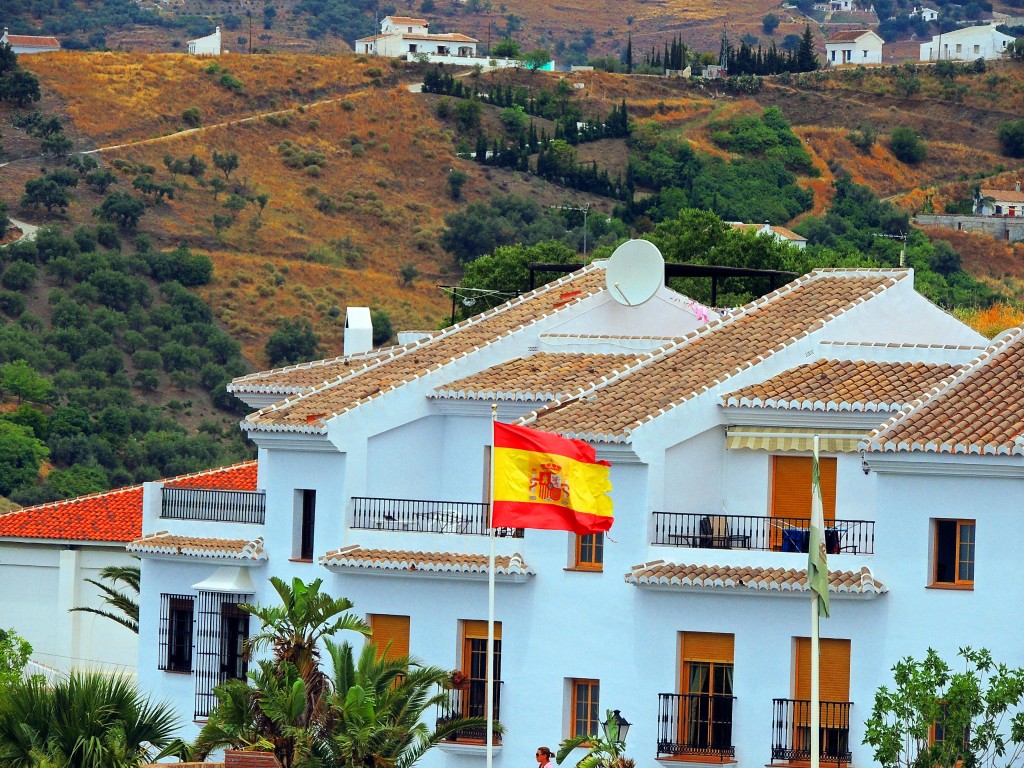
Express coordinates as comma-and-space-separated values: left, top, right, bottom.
550, 203, 591, 262
247, 9, 253, 54
875, 232, 907, 267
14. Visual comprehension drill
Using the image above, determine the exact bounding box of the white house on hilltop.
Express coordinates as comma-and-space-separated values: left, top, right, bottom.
355, 15, 478, 59
729, 221, 808, 249
1, 27, 61, 54
912, 5, 939, 21
977, 181, 1024, 217
187, 26, 221, 55
825, 29, 884, 65
920, 23, 1016, 60
122, 239, 1024, 768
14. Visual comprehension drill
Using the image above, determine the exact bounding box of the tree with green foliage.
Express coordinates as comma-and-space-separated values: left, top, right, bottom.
371, 309, 393, 346
863, 647, 1024, 768
0, 201, 9, 236
797, 25, 819, 71
0, 628, 31, 691
0, 421, 47, 496
447, 169, 468, 201
889, 126, 927, 164
491, 37, 521, 57
0, 359, 53, 403
95, 191, 146, 229
440, 194, 568, 264
459, 240, 580, 318
0, 671, 183, 767
21, 176, 71, 213
212, 149, 239, 180
266, 318, 320, 366
997, 119, 1024, 158
763, 13, 780, 34
70, 563, 140, 633
0, 67, 41, 107
523, 48, 553, 70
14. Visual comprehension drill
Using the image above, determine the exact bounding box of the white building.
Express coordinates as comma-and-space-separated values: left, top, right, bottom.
912, 5, 939, 22
729, 221, 808, 249
919, 23, 1016, 60
355, 15, 478, 60
1, 27, 60, 54
0, 462, 255, 677
825, 29, 884, 65
187, 26, 222, 55
978, 181, 1024, 216
126, 245, 1024, 768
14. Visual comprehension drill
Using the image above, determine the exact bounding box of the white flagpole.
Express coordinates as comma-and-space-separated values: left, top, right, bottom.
810, 434, 821, 768
486, 404, 497, 768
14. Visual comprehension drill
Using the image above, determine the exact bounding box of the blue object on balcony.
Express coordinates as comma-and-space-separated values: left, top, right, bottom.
782, 528, 809, 553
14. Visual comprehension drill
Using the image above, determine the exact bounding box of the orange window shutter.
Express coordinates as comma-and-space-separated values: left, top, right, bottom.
771, 456, 837, 521
368, 614, 410, 660
463, 620, 502, 640
681, 632, 735, 662
794, 638, 851, 702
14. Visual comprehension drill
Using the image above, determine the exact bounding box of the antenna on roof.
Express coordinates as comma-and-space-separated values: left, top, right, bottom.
874, 232, 907, 268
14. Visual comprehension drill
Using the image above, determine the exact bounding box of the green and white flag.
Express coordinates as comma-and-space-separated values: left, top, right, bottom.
807, 435, 830, 618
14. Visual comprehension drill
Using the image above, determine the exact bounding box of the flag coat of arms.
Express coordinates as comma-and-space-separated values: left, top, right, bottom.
492, 422, 613, 535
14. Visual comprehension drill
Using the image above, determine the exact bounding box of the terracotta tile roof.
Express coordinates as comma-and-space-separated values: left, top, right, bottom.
229, 344, 415, 396
243, 265, 606, 432
3, 33, 61, 47
127, 532, 267, 560
982, 188, 1024, 204
432, 352, 652, 401
401, 33, 478, 42
529, 270, 903, 441
723, 359, 959, 412
0, 461, 257, 543
320, 545, 534, 577
827, 29, 874, 42
730, 223, 807, 241
625, 560, 887, 595
866, 326, 1024, 454
386, 15, 429, 24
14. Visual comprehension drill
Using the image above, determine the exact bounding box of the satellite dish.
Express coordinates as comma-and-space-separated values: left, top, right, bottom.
605, 239, 664, 306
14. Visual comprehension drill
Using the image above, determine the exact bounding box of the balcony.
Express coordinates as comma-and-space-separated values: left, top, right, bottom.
160, 487, 266, 525
657, 692, 736, 758
352, 497, 523, 538
652, 512, 874, 555
771, 699, 852, 764
437, 680, 503, 744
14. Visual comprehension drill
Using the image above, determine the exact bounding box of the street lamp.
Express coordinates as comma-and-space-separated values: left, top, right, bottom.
602, 709, 630, 743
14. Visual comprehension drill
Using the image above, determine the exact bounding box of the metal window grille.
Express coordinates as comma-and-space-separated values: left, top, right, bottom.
194, 591, 251, 719
158, 593, 195, 673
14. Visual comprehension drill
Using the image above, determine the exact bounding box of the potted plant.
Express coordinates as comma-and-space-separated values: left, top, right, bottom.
449, 669, 470, 689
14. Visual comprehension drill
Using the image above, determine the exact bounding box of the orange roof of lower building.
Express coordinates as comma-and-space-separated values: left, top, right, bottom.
4, 34, 61, 47
0, 461, 257, 543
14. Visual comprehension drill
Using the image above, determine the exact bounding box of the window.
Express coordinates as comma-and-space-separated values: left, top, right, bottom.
770, 456, 836, 551
932, 519, 975, 587
368, 613, 410, 661
574, 533, 604, 570
571, 679, 600, 739
974, 44, 980, 54
793, 637, 851, 760
956, 43, 962, 53
678, 632, 735, 753
158, 594, 194, 673
295, 489, 316, 561
194, 592, 251, 718
931, 702, 970, 750
461, 620, 502, 740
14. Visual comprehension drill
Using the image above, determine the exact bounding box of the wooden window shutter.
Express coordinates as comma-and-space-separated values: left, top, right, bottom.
368, 614, 410, 660
794, 638, 851, 702
463, 619, 502, 640
771, 456, 837, 521
680, 632, 735, 662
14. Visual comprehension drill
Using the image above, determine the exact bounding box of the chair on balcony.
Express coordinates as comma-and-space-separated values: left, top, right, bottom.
699, 516, 750, 549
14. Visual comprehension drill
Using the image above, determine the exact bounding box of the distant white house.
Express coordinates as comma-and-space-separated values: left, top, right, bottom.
912, 5, 939, 21
1, 27, 60, 54
730, 221, 808, 249
187, 26, 221, 55
355, 15, 478, 59
978, 181, 1024, 217
919, 23, 1016, 60
825, 29, 884, 65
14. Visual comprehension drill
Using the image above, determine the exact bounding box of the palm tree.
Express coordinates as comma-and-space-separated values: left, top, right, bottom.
557, 709, 634, 768
0, 671, 181, 768
70, 563, 140, 634
315, 640, 492, 768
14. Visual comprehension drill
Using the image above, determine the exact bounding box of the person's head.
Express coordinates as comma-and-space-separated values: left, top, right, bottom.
536, 747, 553, 763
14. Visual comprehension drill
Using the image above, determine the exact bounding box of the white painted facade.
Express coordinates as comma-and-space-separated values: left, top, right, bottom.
133, 260, 1009, 768
825, 30, 884, 65
0, 539, 137, 675
1, 27, 61, 54
187, 26, 222, 55
912, 6, 939, 22
919, 23, 1016, 60
978, 181, 1024, 216
355, 16, 477, 59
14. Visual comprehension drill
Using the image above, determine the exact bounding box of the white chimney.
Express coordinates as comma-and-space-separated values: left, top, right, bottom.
344, 307, 373, 356
1017, 180, 1021, 193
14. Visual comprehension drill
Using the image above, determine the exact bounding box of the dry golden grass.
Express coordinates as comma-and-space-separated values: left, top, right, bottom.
21, 51, 403, 144
955, 302, 1024, 338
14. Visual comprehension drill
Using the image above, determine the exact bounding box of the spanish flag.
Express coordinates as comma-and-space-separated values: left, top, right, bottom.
492, 422, 613, 534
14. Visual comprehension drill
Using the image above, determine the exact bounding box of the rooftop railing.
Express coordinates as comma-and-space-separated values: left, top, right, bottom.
160, 488, 266, 525
352, 497, 523, 538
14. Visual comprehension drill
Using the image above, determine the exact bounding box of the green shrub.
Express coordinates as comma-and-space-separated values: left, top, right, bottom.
889, 126, 927, 164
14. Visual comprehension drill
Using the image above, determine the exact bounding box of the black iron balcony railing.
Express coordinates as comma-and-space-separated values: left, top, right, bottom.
161, 487, 266, 525
771, 699, 852, 764
652, 512, 875, 555
437, 680, 503, 744
657, 692, 737, 758
352, 497, 523, 538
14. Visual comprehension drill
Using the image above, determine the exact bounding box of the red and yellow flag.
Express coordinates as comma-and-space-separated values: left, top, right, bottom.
491, 422, 613, 535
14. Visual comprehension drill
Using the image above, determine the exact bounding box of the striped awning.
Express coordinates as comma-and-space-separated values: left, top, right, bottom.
726, 426, 865, 453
